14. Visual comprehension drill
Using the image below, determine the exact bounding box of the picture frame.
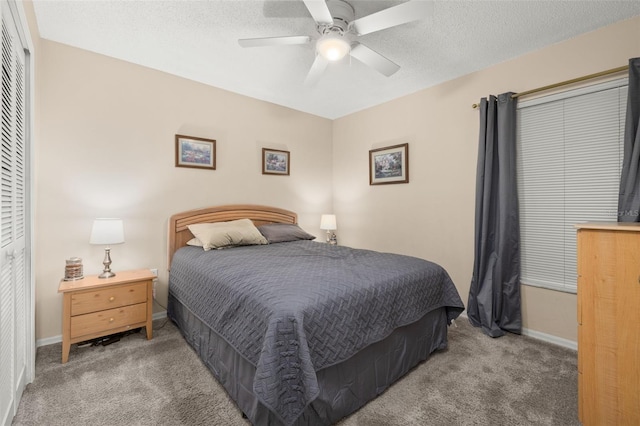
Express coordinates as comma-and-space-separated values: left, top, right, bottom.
175, 134, 216, 170
369, 143, 409, 185
262, 148, 290, 176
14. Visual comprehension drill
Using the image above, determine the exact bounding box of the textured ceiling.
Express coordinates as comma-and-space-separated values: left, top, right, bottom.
32, 0, 640, 119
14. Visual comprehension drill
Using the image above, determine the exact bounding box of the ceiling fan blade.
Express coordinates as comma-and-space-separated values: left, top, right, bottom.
304, 55, 329, 86
302, 0, 334, 25
351, 1, 433, 36
238, 35, 311, 48
350, 42, 400, 77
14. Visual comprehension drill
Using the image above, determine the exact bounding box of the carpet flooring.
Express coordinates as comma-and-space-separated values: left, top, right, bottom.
12, 318, 579, 426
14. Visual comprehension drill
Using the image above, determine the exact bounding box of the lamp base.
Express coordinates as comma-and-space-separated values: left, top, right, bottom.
98, 247, 116, 279
328, 231, 337, 245
98, 271, 116, 279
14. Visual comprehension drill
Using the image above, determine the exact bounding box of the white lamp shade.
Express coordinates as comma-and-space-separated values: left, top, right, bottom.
320, 214, 337, 231
90, 218, 125, 245
316, 34, 350, 61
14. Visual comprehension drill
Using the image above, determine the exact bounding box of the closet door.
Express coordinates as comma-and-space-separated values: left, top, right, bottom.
0, 1, 28, 425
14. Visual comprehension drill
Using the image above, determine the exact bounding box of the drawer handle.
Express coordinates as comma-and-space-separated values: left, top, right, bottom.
109, 317, 114, 323
109, 296, 115, 302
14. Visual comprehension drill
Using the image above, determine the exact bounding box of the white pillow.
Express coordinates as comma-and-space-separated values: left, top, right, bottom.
187, 219, 268, 251
186, 238, 202, 247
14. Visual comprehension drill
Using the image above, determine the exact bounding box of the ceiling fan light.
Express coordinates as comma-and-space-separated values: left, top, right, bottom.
316, 34, 350, 62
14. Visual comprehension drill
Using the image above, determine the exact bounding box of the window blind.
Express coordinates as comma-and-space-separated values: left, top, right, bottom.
516, 79, 627, 293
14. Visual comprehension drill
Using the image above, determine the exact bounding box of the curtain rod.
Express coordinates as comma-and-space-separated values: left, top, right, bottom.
471, 64, 629, 109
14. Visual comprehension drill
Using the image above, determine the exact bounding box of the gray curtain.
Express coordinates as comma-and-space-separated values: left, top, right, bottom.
618, 57, 640, 222
467, 93, 521, 338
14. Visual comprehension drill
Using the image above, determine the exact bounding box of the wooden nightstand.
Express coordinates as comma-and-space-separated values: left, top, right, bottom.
58, 269, 156, 363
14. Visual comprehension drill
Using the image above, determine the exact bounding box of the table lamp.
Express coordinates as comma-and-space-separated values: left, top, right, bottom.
89, 218, 124, 278
320, 214, 337, 245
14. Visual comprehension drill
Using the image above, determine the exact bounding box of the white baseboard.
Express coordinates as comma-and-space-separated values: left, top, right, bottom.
457, 313, 577, 351
36, 310, 168, 348
521, 327, 577, 351
36, 335, 62, 348
152, 311, 168, 320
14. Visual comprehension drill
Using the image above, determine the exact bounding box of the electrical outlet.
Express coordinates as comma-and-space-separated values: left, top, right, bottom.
150, 268, 158, 276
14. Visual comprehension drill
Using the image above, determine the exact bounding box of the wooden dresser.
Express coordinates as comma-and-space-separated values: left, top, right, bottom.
58, 269, 156, 363
575, 223, 640, 425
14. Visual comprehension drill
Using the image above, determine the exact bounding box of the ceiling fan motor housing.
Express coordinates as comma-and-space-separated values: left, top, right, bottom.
320, 0, 355, 35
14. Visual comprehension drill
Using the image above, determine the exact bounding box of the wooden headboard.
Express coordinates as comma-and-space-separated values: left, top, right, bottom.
167, 204, 298, 267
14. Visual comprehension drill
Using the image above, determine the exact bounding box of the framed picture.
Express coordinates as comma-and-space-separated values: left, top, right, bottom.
369, 143, 409, 185
262, 148, 290, 175
175, 134, 216, 170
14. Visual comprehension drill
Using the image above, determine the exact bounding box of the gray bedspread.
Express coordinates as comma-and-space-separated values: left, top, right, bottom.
169, 241, 464, 425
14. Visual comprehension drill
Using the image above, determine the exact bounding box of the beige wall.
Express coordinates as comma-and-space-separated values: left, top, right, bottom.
33, 40, 333, 340
333, 16, 640, 343
27, 0, 639, 344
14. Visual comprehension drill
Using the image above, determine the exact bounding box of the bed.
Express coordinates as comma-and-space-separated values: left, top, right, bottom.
167, 204, 464, 426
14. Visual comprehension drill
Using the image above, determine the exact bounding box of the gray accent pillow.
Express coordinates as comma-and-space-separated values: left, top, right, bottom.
258, 223, 316, 243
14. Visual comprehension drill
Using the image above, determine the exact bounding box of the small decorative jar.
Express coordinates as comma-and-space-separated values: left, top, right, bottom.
64, 257, 84, 281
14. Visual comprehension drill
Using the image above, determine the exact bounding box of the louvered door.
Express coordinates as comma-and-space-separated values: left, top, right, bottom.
0, 1, 28, 425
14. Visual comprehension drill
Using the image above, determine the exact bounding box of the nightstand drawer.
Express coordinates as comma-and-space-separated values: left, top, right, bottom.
71, 282, 148, 316
70, 302, 147, 338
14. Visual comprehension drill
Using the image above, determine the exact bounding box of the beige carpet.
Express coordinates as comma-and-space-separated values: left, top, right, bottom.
12, 318, 579, 426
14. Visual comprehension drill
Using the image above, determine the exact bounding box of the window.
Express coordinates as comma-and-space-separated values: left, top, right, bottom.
516, 79, 627, 293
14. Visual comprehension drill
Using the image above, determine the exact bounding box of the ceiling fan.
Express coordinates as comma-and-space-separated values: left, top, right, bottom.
238, 0, 432, 85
